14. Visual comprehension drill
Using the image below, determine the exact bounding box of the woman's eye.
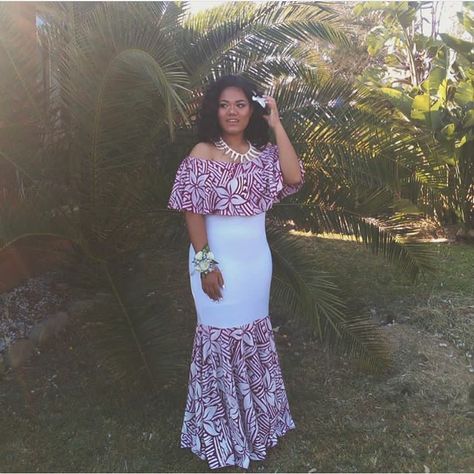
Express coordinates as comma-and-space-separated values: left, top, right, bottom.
219, 104, 246, 107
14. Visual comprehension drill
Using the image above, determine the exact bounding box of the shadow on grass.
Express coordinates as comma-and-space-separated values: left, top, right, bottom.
0, 234, 473, 472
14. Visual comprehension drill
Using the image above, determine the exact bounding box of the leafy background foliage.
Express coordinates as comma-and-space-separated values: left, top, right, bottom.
1, 1, 472, 394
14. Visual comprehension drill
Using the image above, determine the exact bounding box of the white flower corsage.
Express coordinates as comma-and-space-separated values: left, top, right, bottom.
192, 243, 219, 277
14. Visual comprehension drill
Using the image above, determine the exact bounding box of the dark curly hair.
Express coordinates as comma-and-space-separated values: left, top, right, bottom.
196, 75, 270, 150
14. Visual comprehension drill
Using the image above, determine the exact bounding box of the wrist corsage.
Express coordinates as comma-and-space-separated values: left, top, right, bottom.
192, 243, 219, 278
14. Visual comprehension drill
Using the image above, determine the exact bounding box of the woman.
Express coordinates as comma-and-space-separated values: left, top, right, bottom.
167, 74, 305, 470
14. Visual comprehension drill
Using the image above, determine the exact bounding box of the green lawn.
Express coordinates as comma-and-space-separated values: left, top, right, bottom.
1, 235, 473, 472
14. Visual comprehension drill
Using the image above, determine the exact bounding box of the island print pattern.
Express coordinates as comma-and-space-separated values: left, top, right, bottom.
180, 315, 296, 470
167, 144, 305, 215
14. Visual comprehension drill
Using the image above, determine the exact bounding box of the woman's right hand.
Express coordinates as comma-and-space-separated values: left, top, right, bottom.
201, 267, 225, 301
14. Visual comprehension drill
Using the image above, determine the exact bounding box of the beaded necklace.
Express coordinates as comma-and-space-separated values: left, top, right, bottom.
213, 137, 261, 163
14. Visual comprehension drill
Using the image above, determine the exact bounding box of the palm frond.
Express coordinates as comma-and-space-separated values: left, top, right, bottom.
267, 223, 393, 373
180, 1, 350, 86
272, 204, 438, 282
63, 254, 191, 394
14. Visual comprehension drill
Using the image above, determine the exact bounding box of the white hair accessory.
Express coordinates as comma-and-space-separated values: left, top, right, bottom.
251, 93, 266, 109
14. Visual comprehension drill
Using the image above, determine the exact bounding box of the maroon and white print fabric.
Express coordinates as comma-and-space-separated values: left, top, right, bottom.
167, 144, 305, 216
169, 142, 302, 468
180, 315, 296, 470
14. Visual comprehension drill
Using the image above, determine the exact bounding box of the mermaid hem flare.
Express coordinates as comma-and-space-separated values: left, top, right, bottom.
179, 315, 296, 470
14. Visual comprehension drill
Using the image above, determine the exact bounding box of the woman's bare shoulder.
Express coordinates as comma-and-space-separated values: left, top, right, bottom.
188, 142, 215, 161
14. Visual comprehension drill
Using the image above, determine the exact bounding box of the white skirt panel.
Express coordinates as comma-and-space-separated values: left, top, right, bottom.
188, 212, 272, 329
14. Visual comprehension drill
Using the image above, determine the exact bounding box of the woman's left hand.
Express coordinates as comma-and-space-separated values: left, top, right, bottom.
262, 95, 282, 130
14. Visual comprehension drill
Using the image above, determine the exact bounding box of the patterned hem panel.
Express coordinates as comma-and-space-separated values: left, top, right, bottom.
180, 315, 296, 470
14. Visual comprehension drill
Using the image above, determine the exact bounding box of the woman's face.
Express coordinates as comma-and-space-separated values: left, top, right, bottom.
217, 86, 253, 136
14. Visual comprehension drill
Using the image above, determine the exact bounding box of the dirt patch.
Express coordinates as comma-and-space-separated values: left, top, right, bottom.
408, 294, 474, 358
377, 322, 471, 405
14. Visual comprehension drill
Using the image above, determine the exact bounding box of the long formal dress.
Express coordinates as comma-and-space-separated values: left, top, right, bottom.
167, 143, 305, 470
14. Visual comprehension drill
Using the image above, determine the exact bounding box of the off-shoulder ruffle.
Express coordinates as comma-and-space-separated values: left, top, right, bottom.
167, 144, 305, 216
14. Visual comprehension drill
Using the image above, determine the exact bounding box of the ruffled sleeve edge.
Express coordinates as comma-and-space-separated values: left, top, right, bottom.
270, 145, 305, 203
167, 156, 206, 213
